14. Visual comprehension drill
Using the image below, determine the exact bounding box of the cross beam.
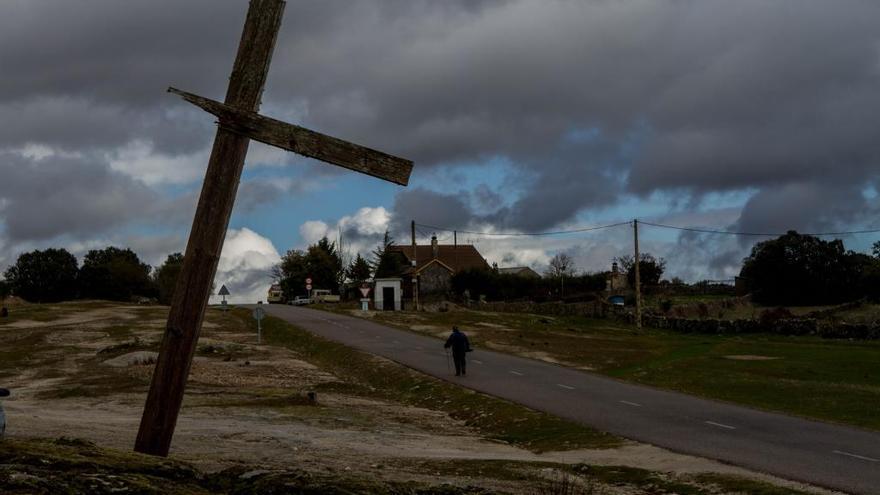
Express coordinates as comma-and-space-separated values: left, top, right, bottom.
169, 88, 412, 186
135, 0, 412, 457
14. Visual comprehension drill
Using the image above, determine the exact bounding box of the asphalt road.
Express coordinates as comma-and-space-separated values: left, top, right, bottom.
256, 304, 880, 494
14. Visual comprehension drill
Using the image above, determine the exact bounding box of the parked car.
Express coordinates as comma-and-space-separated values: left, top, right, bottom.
290, 296, 312, 306
311, 289, 340, 303
0, 388, 9, 436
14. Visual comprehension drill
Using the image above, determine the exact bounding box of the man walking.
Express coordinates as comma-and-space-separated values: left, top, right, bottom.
444, 326, 472, 376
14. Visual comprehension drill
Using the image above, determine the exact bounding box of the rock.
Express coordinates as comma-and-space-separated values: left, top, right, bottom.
102, 351, 158, 368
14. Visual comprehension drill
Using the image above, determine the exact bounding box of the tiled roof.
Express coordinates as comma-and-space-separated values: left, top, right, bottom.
388, 244, 490, 273
498, 267, 541, 277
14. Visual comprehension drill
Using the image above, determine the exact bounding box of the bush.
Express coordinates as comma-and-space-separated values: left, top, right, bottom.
740, 231, 880, 306
451, 268, 606, 302
3, 248, 79, 302
79, 247, 154, 301
758, 307, 795, 327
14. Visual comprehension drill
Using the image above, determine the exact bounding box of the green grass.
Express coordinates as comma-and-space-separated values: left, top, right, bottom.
255, 309, 621, 452
331, 307, 880, 431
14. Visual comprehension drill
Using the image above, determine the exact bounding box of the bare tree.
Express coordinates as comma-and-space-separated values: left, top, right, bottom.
546, 253, 576, 297
546, 253, 576, 278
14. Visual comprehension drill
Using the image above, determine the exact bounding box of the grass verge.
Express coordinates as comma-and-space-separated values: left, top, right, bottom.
257, 310, 621, 452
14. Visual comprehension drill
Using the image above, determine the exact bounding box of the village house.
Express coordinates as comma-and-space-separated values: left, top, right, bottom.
605, 261, 628, 292
374, 235, 489, 310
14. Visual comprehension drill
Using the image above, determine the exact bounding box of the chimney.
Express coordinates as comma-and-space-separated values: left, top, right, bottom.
612, 262, 619, 274
431, 234, 439, 259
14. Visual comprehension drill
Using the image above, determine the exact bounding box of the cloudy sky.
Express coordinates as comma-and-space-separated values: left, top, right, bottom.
2, 0, 880, 302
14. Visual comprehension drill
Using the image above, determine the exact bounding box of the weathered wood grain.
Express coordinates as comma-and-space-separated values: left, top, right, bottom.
135, 0, 286, 457
169, 87, 413, 186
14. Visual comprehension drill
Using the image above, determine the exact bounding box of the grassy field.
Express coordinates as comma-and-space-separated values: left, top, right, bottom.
329, 305, 880, 431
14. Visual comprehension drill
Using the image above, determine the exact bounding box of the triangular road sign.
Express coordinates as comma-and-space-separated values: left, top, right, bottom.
218, 285, 230, 296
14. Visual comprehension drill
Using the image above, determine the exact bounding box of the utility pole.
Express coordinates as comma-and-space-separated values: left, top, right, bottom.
411, 220, 418, 311
633, 219, 642, 329
453, 230, 458, 269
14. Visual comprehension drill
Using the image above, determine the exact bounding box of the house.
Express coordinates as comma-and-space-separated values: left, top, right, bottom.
605, 261, 628, 291
498, 266, 541, 278
378, 235, 490, 309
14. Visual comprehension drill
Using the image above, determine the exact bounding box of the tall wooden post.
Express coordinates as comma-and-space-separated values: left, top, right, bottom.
411, 220, 418, 311
633, 219, 642, 329
453, 230, 458, 268
135, 0, 286, 457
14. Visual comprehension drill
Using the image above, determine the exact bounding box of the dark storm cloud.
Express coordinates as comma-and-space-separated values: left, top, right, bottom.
265, 0, 880, 231
733, 182, 875, 236
390, 188, 475, 235
0, 151, 158, 241
2, 0, 880, 236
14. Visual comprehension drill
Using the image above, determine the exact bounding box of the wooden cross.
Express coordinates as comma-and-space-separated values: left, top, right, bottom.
135, 0, 413, 457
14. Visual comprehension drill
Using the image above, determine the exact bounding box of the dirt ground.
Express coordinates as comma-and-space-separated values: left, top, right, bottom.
0, 302, 840, 494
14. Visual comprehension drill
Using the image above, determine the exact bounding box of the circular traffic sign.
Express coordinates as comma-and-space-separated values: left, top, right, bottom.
306, 284, 312, 290
305, 278, 312, 284
252, 306, 265, 321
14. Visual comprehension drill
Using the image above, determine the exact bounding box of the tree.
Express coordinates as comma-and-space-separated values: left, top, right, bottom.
277, 237, 344, 300
372, 230, 405, 278
277, 249, 308, 301
545, 253, 576, 279
873, 240, 880, 259
545, 253, 576, 297
346, 253, 372, 284
153, 253, 184, 305
0, 279, 9, 300
739, 231, 867, 306
616, 253, 666, 287
310, 237, 344, 292
3, 248, 79, 302
79, 247, 153, 301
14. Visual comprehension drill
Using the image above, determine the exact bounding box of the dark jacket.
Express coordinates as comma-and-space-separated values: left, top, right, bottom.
444, 330, 471, 354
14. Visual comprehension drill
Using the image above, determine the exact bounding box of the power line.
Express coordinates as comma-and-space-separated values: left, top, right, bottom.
640, 220, 880, 238
414, 221, 632, 237
415, 219, 880, 239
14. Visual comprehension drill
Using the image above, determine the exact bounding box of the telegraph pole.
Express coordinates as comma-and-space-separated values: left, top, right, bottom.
633, 219, 642, 329
411, 220, 418, 311
453, 230, 458, 268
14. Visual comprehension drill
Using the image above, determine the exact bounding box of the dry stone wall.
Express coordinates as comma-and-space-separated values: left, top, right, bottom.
477, 300, 880, 340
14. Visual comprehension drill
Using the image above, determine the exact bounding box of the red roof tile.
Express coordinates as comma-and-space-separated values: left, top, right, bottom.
388, 244, 490, 273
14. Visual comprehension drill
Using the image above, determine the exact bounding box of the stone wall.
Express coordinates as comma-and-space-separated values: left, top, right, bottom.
477, 300, 880, 340
479, 300, 613, 319
419, 263, 452, 295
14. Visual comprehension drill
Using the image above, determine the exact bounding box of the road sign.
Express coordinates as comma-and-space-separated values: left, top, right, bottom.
306, 284, 312, 290
305, 278, 312, 284
359, 287, 371, 298
252, 304, 265, 345
218, 285, 230, 296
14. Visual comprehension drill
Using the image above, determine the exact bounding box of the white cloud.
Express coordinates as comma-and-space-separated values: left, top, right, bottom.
209, 227, 281, 304
299, 220, 331, 246
107, 140, 209, 186
338, 206, 391, 237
